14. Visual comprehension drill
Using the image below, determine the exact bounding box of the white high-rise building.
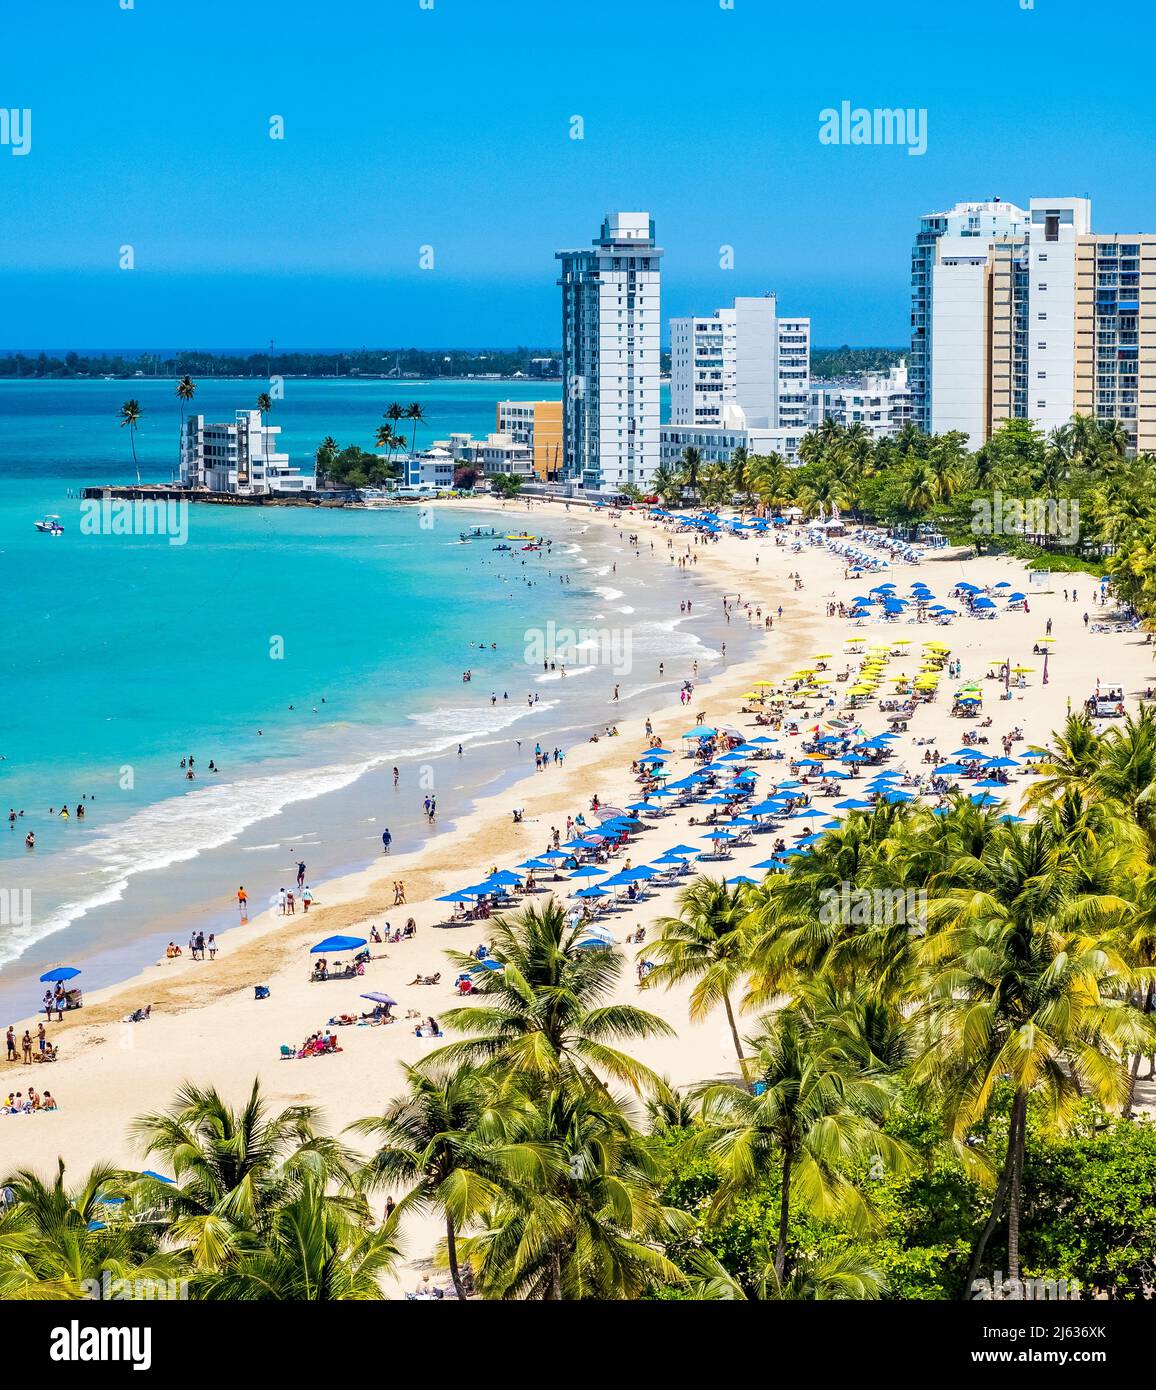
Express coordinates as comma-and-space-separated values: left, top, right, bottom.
928, 201, 1030, 444
924, 194, 1156, 453
556, 212, 663, 493
179, 410, 315, 493
670, 295, 811, 431
1027, 197, 1093, 437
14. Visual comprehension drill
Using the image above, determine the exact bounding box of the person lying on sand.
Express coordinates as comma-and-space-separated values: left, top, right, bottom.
408, 972, 441, 986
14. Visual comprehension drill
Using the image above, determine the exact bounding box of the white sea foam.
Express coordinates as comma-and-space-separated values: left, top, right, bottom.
0, 705, 548, 970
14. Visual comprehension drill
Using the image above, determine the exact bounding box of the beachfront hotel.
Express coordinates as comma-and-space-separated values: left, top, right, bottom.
670, 295, 811, 433
179, 409, 316, 494
495, 398, 564, 480
556, 212, 663, 493
915, 195, 1156, 453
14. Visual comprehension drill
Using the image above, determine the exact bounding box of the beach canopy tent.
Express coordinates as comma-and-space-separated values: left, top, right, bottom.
360, 992, 398, 1006
682, 726, 717, 739
39, 966, 81, 983
311, 935, 366, 954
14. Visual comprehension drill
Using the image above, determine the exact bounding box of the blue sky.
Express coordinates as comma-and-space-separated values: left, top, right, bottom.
1, 0, 1152, 348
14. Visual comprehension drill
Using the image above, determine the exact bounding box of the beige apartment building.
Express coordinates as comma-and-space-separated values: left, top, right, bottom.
926, 197, 1156, 454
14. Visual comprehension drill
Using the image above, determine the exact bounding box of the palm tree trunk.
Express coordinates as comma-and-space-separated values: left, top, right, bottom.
774, 1149, 792, 1280
963, 1087, 1026, 1297
1006, 1088, 1028, 1284
131, 429, 140, 485
722, 991, 750, 1086
1124, 982, 1155, 1118
548, 1251, 562, 1301
445, 1214, 466, 1300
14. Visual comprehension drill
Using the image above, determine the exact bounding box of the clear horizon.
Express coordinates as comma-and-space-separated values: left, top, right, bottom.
3, 0, 1146, 347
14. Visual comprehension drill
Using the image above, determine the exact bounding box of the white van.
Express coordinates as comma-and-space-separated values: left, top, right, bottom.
394, 484, 439, 500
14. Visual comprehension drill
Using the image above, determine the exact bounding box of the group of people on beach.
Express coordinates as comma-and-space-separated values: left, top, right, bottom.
3, 1086, 57, 1114
7, 1022, 58, 1066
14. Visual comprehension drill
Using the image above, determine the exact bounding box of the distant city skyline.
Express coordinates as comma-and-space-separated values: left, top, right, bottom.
1, 0, 1145, 347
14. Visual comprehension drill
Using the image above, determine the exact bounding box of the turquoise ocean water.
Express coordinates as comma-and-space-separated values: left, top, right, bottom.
0, 378, 735, 1016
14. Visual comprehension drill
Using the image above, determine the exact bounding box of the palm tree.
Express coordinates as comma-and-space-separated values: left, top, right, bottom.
175, 375, 197, 481
649, 461, 683, 507
422, 898, 674, 1094
315, 435, 339, 485
0, 1160, 185, 1300
132, 1080, 355, 1266
748, 453, 793, 513
349, 1064, 504, 1299
460, 1081, 687, 1299
645, 876, 752, 1082
911, 817, 1147, 1289
194, 1174, 398, 1300
678, 445, 702, 500
119, 399, 142, 485
697, 1002, 910, 1280
688, 1243, 885, 1301
405, 402, 425, 455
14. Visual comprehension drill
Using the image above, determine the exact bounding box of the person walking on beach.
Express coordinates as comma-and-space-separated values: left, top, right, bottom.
208, 934, 218, 960
301, 886, 312, 913
6, 1026, 16, 1063
277, 887, 288, 916
382, 828, 392, 853
296, 860, 306, 889
237, 886, 248, 919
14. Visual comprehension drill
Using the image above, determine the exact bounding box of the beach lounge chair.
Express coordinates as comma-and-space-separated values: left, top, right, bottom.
279, 1045, 295, 1060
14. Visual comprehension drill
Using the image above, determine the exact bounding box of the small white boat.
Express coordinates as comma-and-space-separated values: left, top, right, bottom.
35, 514, 64, 535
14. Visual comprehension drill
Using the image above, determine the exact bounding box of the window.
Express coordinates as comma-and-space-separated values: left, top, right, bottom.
1045, 215, 1060, 242
1038, 283, 1047, 292
1038, 312, 1047, 321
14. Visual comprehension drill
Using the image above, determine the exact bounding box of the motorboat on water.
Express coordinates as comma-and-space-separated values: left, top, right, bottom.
460, 526, 497, 541
35, 514, 64, 535
492, 543, 513, 552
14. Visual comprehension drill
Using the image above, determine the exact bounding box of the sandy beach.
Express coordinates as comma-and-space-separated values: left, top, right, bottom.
6, 498, 1154, 1289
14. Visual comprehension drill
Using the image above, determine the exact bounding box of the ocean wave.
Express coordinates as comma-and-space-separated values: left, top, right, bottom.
0, 708, 546, 971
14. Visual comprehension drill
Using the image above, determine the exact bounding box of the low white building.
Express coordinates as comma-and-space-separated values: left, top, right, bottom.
405, 431, 533, 487
812, 360, 913, 439
180, 410, 315, 494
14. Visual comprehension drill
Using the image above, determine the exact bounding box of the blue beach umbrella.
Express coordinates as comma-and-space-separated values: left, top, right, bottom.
39, 966, 81, 983
575, 886, 609, 899
835, 798, 874, 810
311, 935, 366, 954
569, 865, 607, 879
436, 890, 478, 903
726, 875, 759, 887
971, 792, 1003, 807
